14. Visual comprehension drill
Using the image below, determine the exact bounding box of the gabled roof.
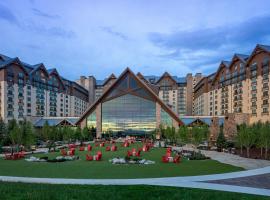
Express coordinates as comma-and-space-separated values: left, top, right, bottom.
76, 68, 183, 125
0, 57, 29, 75
102, 73, 117, 86
34, 117, 79, 127
47, 68, 65, 88
212, 61, 229, 83
246, 44, 270, 65
234, 54, 249, 63
156, 71, 177, 84
30, 63, 49, 77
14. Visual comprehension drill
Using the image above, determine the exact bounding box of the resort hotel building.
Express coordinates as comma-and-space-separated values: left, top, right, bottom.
193, 44, 270, 124
0, 53, 89, 123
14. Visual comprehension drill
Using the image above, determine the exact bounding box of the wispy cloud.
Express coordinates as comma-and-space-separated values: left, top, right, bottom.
32, 8, 60, 19
100, 26, 128, 40
0, 3, 19, 25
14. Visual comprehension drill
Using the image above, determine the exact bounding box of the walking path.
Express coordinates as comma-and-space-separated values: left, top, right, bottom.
201, 150, 270, 170
172, 146, 270, 170
1, 166, 270, 197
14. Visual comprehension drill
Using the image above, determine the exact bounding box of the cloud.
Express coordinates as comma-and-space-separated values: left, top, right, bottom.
0, 3, 19, 25
32, 8, 60, 19
148, 15, 270, 65
100, 26, 128, 40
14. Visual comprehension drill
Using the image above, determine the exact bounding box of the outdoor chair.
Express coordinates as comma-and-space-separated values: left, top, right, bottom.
95, 151, 102, 161
111, 145, 117, 151
127, 150, 132, 157
4, 153, 12, 160
173, 155, 181, 164
166, 152, 171, 157
61, 149, 67, 156
87, 145, 92, 151
18, 151, 25, 158
106, 146, 111, 151
162, 155, 169, 163
135, 150, 141, 157
79, 147, 85, 151
86, 154, 93, 161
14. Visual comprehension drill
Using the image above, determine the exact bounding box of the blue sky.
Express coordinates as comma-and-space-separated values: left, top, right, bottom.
0, 0, 270, 80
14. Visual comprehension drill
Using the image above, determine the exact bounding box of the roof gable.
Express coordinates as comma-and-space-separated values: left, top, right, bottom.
156, 71, 177, 84
246, 44, 270, 65
76, 68, 183, 125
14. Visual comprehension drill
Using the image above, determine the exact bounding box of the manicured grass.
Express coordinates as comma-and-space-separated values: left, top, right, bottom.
0, 143, 243, 179
0, 182, 267, 200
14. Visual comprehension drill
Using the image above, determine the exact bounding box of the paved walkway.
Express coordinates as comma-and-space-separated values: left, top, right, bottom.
201, 150, 270, 170
172, 147, 270, 170
1, 166, 270, 197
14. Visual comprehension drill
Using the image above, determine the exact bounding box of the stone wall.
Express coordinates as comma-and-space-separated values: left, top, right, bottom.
223, 113, 250, 140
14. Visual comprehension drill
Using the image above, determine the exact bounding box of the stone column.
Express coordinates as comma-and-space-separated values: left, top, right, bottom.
96, 104, 102, 138
80, 118, 87, 129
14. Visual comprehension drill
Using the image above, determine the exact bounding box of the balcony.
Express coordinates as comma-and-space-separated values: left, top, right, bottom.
262, 95, 269, 100
262, 86, 269, 91
261, 103, 269, 108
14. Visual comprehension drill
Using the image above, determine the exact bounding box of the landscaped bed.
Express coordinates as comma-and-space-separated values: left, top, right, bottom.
0, 143, 243, 179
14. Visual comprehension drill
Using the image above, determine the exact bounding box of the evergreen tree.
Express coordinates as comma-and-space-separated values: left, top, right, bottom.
216, 126, 226, 151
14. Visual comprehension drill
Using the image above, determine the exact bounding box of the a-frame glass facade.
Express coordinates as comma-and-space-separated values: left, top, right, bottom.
83, 69, 179, 137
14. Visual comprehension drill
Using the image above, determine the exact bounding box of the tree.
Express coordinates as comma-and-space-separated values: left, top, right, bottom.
254, 122, 264, 158
0, 119, 7, 145
178, 125, 189, 144
19, 120, 35, 149
8, 120, 22, 153
241, 125, 257, 158
261, 122, 270, 159
236, 124, 246, 155
191, 126, 206, 147
216, 126, 226, 151
41, 121, 51, 142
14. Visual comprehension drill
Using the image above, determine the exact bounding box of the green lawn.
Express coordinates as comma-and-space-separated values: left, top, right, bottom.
0, 182, 267, 200
0, 143, 243, 179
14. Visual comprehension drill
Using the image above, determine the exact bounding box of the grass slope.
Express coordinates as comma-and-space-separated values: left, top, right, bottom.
0, 182, 267, 200
0, 143, 243, 179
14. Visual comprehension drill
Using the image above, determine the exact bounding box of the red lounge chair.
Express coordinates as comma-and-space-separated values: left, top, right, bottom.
100, 142, 105, 147
87, 145, 92, 151
127, 150, 132, 157
162, 156, 169, 163
4, 153, 12, 160
135, 150, 141, 157
95, 143, 99, 147
96, 151, 102, 161
61, 149, 67, 156
86, 154, 93, 161
166, 152, 171, 157
166, 147, 172, 153
173, 155, 181, 164
106, 146, 111, 151
69, 144, 76, 149
111, 145, 117, 151
18, 151, 25, 158
79, 147, 85, 151
68, 148, 75, 156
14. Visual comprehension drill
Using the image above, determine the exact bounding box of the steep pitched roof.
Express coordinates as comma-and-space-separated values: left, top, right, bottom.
102, 73, 117, 86
156, 71, 177, 84
76, 68, 183, 125
246, 44, 270, 65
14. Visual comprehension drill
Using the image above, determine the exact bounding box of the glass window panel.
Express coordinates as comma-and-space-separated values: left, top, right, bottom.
102, 94, 156, 135
129, 75, 139, 89
87, 111, 96, 129
161, 108, 173, 127
134, 88, 153, 100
